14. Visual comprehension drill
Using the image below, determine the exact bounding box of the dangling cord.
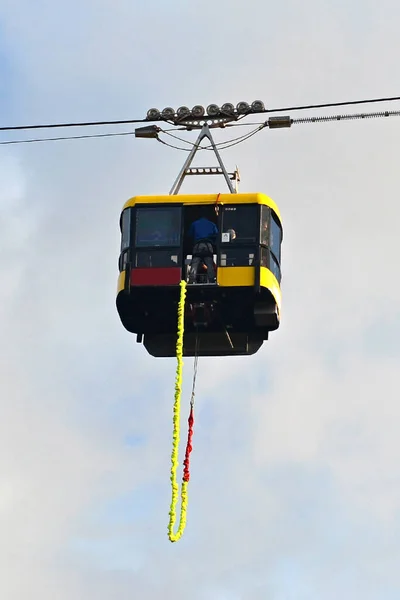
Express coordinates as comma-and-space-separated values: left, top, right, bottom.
183, 332, 199, 483
168, 281, 187, 542
169, 282, 201, 542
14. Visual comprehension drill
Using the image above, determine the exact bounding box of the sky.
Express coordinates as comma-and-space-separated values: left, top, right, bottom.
0, 0, 400, 598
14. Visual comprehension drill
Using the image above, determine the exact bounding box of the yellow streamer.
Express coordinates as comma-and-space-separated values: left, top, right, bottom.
168, 280, 188, 542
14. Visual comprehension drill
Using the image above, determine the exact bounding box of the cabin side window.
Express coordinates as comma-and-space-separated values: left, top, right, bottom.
261, 247, 281, 282
270, 212, 282, 264
259, 206, 283, 282
118, 208, 132, 271
260, 205, 270, 246
121, 208, 131, 251
259, 209, 282, 282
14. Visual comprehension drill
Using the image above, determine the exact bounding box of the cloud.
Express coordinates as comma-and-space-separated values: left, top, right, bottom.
1, 0, 400, 598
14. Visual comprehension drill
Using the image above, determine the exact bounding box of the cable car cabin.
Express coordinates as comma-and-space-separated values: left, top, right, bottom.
116, 193, 283, 357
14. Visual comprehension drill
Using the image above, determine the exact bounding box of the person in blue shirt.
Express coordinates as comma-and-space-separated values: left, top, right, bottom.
187, 216, 218, 283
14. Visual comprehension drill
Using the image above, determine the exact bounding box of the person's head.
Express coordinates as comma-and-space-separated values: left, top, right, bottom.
227, 228, 236, 240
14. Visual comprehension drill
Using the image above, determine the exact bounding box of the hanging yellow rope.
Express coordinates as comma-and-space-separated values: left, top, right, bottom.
168, 280, 188, 542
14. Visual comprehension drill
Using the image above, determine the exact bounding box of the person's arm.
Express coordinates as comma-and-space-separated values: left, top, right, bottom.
209, 222, 218, 242
209, 222, 218, 245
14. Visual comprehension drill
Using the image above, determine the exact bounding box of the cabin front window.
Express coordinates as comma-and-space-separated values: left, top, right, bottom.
135, 206, 181, 248
134, 250, 179, 268
221, 205, 258, 245
132, 206, 182, 276
220, 248, 255, 267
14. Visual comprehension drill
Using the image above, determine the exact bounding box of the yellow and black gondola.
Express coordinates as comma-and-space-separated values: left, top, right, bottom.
116, 192, 283, 357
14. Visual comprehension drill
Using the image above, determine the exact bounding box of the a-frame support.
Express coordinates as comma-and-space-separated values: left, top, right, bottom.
169, 123, 240, 195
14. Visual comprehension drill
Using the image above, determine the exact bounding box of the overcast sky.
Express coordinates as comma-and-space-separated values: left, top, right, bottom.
1, 1, 400, 598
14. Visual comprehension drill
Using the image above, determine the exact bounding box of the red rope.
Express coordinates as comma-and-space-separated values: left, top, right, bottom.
182, 407, 194, 482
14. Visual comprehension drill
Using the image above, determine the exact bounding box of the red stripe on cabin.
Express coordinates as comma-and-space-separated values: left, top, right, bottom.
130, 267, 182, 286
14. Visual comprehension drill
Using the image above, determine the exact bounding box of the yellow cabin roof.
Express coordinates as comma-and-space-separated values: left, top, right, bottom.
122, 192, 282, 223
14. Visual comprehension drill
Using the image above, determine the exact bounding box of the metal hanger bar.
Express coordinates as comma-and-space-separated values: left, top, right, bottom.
169, 123, 237, 195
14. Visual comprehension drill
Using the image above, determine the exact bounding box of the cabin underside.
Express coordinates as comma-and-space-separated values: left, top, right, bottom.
116, 283, 279, 357
143, 330, 264, 357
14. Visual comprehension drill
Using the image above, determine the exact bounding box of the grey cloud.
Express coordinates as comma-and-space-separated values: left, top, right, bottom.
1, 0, 400, 598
